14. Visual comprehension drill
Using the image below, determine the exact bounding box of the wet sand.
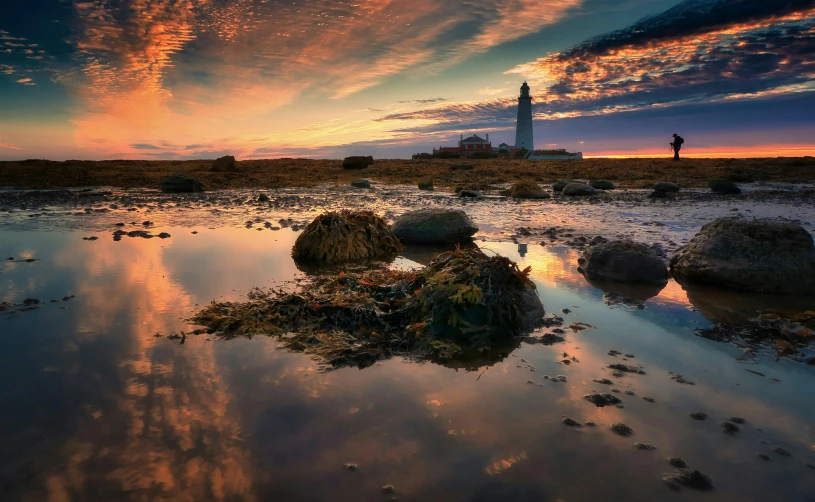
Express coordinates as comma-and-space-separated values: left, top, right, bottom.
1, 183, 814, 501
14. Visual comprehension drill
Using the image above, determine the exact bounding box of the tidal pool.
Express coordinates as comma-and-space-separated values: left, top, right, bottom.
1, 187, 814, 501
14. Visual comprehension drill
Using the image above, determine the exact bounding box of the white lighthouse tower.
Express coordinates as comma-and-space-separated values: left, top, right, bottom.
515, 82, 534, 151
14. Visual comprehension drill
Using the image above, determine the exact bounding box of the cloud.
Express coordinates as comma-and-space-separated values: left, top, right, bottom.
373, 0, 815, 135
397, 98, 450, 104
130, 143, 161, 150
16, 77, 35, 85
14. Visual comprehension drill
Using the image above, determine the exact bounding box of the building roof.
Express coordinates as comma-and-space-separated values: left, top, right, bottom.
459, 135, 489, 144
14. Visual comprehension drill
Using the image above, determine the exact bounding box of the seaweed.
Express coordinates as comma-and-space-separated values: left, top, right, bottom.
292, 210, 403, 265
190, 248, 545, 368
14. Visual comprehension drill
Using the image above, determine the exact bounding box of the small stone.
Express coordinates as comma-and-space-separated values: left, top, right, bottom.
635, 443, 657, 451
114, 222, 125, 227
662, 469, 713, 491
562, 417, 582, 427
583, 393, 622, 407
669, 457, 686, 468
158, 232, 171, 239
689, 412, 708, 421
729, 417, 746, 424
382, 485, 396, 493
343, 463, 359, 471
721, 421, 741, 435
643, 397, 655, 403
611, 423, 633, 436
771, 446, 792, 456
757, 453, 771, 461
611, 388, 621, 393
562, 308, 571, 314
258, 194, 270, 202
608, 363, 645, 374
585, 421, 596, 427
594, 378, 613, 385
624, 391, 635, 396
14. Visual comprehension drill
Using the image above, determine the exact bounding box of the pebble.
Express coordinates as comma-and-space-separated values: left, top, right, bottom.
583, 393, 622, 407
662, 469, 713, 491
382, 485, 395, 493
721, 421, 741, 435
611, 423, 634, 436
757, 453, 771, 461
585, 421, 596, 427
635, 443, 657, 451
624, 391, 635, 396
689, 412, 708, 421
562, 417, 582, 427
594, 378, 613, 385
642, 397, 655, 403
729, 417, 746, 424
343, 463, 359, 471
771, 446, 792, 456
158, 232, 171, 238
669, 457, 687, 468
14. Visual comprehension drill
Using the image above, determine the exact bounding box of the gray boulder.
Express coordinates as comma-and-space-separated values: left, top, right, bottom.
654, 182, 680, 193
392, 209, 478, 244
159, 174, 203, 193
343, 156, 374, 170
709, 180, 741, 194
350, 179, 371, 189
552, 180, 574, 192
211, 155, 236, 171
510, 181, 550, 199
579, 240, 669, 284
670, 218, 815, 294
562, 182, 597, 196
590, 180, 615, 190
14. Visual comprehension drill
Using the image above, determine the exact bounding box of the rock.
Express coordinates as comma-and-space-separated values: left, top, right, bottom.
510, 181, 550, 199
158, 232, 171, 239
643, 396, 655, 403
709, 179, 742, 194
689, 412, 708, 421
669, 457, 687, 468
758, 453, 771, 461
292, 211, 403, 265
211, 155, 237, 171
608, 363, 645, 374
611, 423, 633, 436
392, 209, 478, 244
552, 180, 574, 191
350, 179, 371, 189
729, 417, 746, 424
343, 463, 359, 471
382, 485, 396, 493
342, 156, 374, 170
418, 181, 434, 190
578, 240, 669, 285
458, 190, 482, 198
562, 417, 582, 427
635, 443, 657, 450
449, 163, 475, 171
648, 191, 670, 199
589, 180, 615, 190
562, 182, 597, 196
583, 393, 622, 407
662, 469, 713, 491
593, 378, 613, 385
771, 446, 792, 456
654, 182, 680, 193
721, 421, 740, 435
258, 194, 269, 202
670, 218, 815, 294
160, 174, 203, 193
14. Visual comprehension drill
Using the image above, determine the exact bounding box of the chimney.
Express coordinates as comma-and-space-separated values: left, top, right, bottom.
486, 134, 489, 142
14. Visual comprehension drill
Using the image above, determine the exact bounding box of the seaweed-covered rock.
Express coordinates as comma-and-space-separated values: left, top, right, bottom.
510, 181, 550, 200
662, 469, 713, 491
552, 180, 573, 192
292, 211, 403, 265
191, 248, 545, 367
654, 182, 680, 193
418, 181, 434, 191
211, 155, 236, 172
343, 156, 374, 170
350, 179, 371, 189
579, 240, 669, 285
670, 218, 815, 294
159, 174, 203, 193
589, 180, 615, 190
709, 180, 741, 194
562, 182, 597, 196
392, 209, 478, 244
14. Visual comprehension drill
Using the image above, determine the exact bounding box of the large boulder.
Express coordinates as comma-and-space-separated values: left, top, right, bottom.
709, 180, 741, 194
211, 155, 236, 171
510, 181, 550, 199
552, 180, 574, 192
292, 211, 403, 265
670, 218, 815, 294
159, 174, 203, 193
562, 182, 597, 196
579, 240, 669, 284
654, 182, 680, 193
590, 180, 615, 190
343, 156, 374, 170
350, 179, 371, 188
392, 208, 478, 244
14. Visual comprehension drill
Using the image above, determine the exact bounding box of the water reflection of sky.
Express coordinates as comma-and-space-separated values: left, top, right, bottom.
1, 227, 814, 501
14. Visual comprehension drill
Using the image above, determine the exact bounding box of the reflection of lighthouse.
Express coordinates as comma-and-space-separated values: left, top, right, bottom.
515, 82, 534, 151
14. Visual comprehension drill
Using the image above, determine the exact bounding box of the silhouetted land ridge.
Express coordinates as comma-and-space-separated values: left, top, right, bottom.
1, 157, 814, 190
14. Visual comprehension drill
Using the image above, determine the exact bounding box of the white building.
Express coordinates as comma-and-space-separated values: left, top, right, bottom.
515, 82, 534, 151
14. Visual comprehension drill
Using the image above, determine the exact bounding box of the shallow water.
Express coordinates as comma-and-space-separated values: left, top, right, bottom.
1, 189, 815, 501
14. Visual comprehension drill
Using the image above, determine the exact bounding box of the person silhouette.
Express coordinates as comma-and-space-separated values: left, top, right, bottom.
671, 134, 685, 161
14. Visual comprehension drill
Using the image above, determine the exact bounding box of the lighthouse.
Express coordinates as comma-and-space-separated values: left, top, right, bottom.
515, 82, 534, 151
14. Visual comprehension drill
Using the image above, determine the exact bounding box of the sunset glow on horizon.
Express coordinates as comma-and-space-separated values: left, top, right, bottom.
1, 0, 814, 160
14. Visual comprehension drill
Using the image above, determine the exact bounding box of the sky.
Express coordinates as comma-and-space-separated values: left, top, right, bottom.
0, 0, 813, 160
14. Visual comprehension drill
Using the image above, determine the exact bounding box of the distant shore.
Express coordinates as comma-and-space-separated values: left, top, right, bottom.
1, 157, 814, 191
